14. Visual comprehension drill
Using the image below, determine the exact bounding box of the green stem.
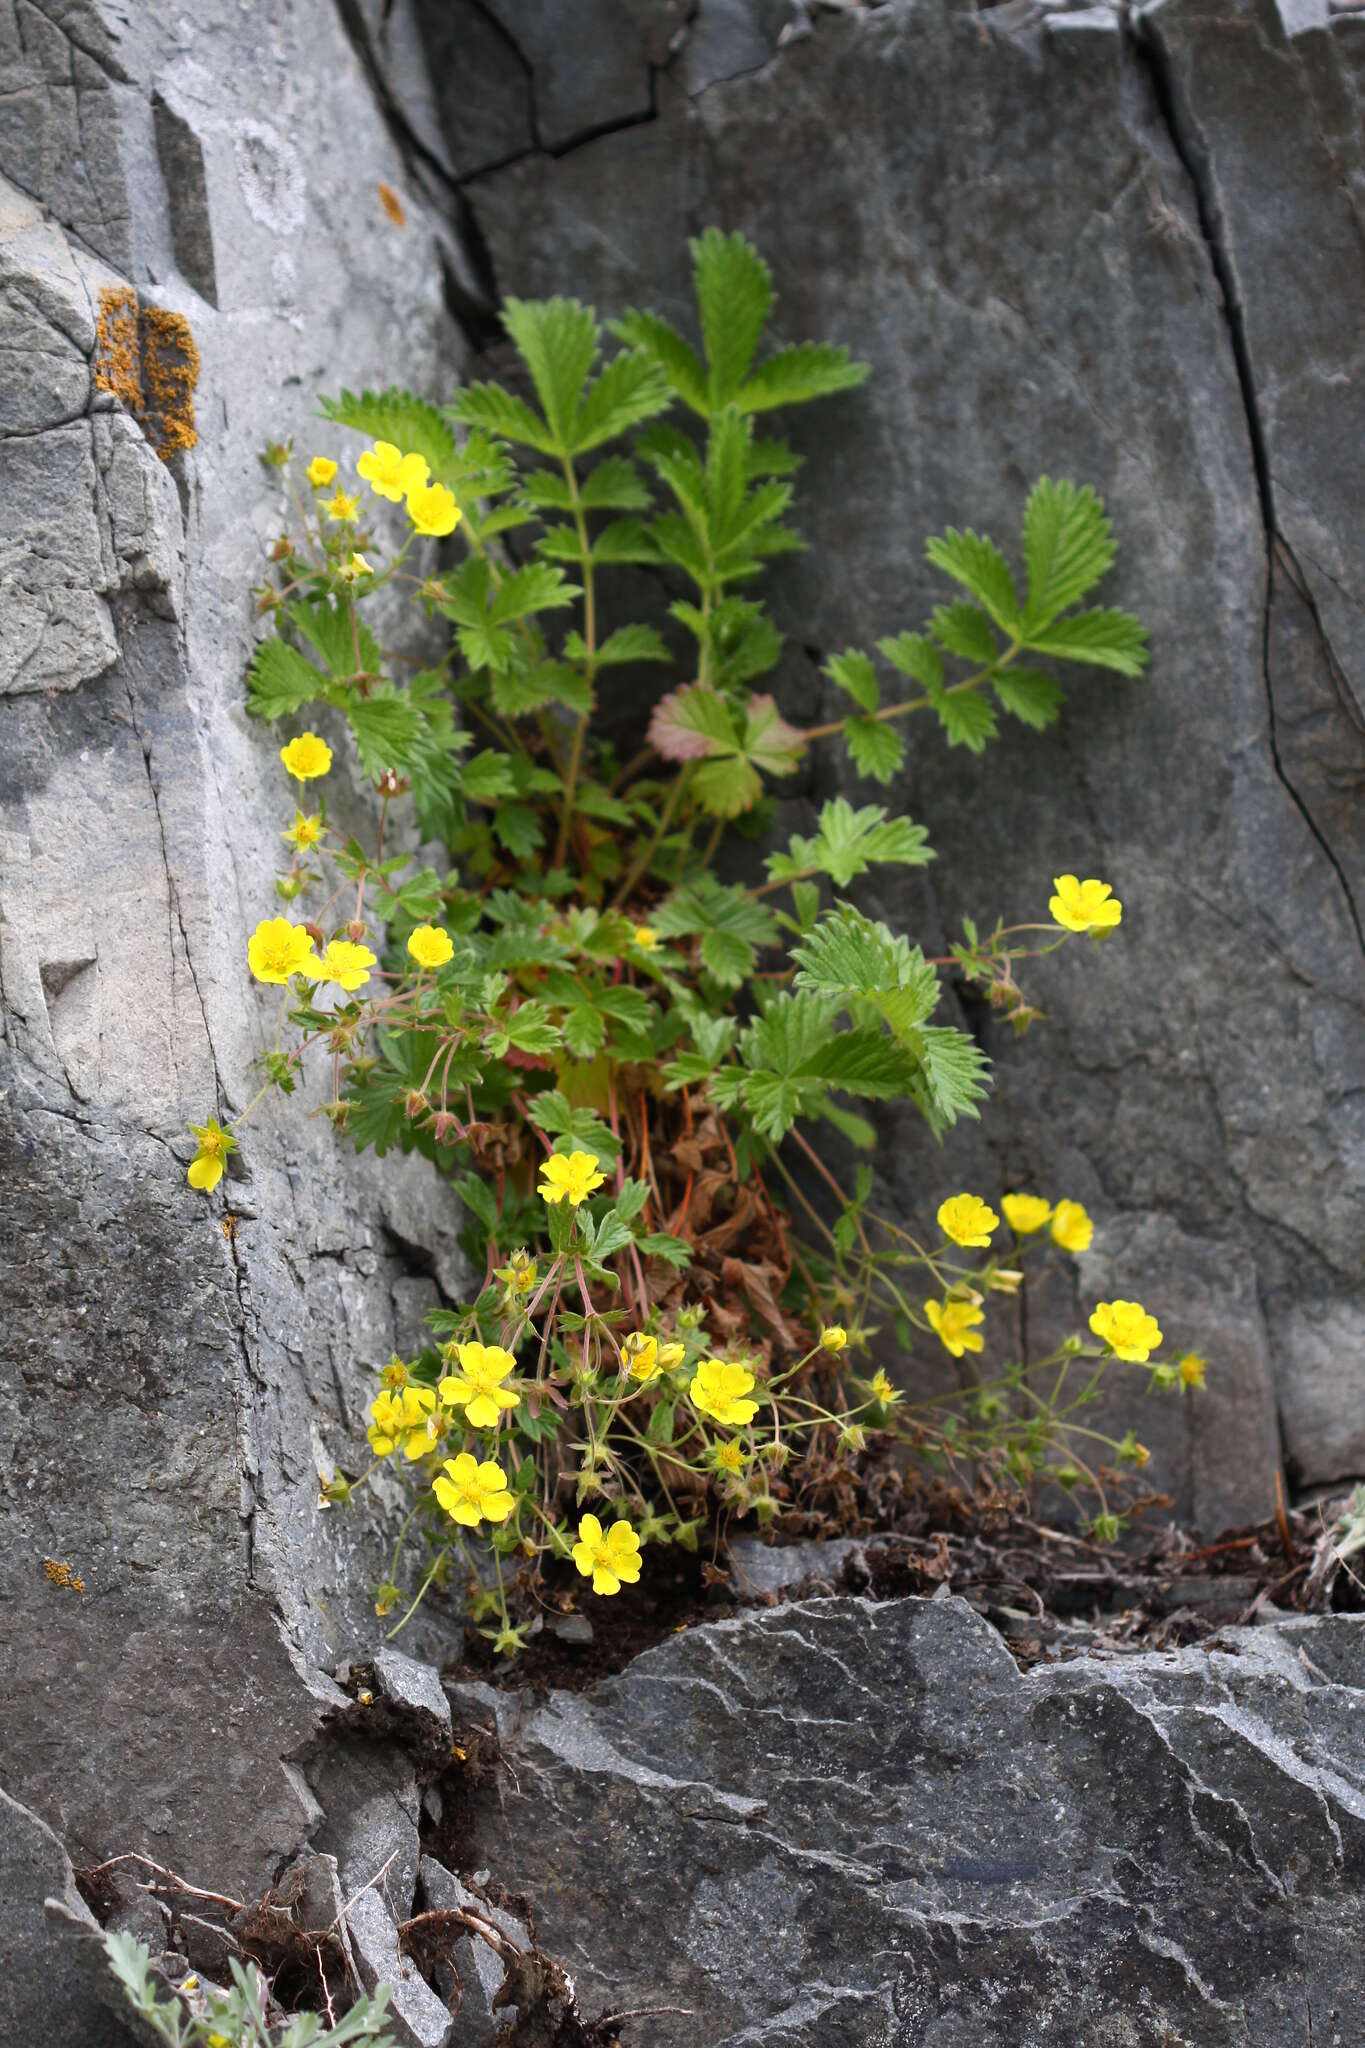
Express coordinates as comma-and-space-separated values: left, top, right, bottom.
553, 456, 596, 868
802, 637, 1023, 743
609, 765, 691, 911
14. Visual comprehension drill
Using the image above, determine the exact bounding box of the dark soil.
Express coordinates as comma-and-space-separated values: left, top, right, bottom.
444, 1476, 1361, 1695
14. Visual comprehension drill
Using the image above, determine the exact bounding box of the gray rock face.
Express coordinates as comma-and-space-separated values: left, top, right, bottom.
0, 1786, 132, 2047
456, 0, 1365, 1524
0, 0, 479, 2028
454, 1595, 1365, 2045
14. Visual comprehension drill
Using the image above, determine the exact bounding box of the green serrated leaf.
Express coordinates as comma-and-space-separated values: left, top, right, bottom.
1024, 607, 1149, 676
930, 600, 997, 664
460, 750, 519, 802
844, 716, 904, 783
1022, 477, 1117, 629
580, 457, 652, 510
925, 526, 1020, 630
877, 631, 944, 693
591, 518, 660, 565
933, 689, 998, 754
612, 309, 710, 416
993, 667, 1063, 728
490, 562, 580, 625
563, 1003, 606, 1058
825, 648, 879, 712
692, 228, 773, 408
503, 295, 599, 448
319, 386, 458, 483
734, 341, 871, 414
493, 802, 543, 860
571, 348, 671, 454
348, 688, 425, 775
570, 623, 670, 667
246, 636, 322, 721
693, 754, 762, 819
765, 799, 934, 888
451, 380, 558, 455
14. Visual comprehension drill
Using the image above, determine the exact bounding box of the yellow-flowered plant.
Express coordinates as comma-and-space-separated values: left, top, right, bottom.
181, 233, 1191, 1653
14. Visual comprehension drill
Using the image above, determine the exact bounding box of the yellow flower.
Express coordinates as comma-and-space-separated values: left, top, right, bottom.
622, 1332, 660, 1382
657, 1340, 686, 1371
280, 731, 333, 781
538, 1150, 607, 1207
493, 1249, 538, 1298
1179, 1351, 1207, 1389
924, 1297, 986, 1357
357, 440, 429, 502
323, 489, 359, 524
339, 551, 373, 583
406, 479, 461, 537
820, 1325, 848, 1352
380, 1357, 409, 1391
1002, 1192, 1052, 1236
689, 1358, 760, 1428
871, 1368, 901, 1407
1049, 873, 1122, 935
314, 938, 376, 993
283, 809, 324, 851
1089, 1299, 1163, 1362
433, 1451, 514, 1528
1050, 1200, 1094, 1254
439, 1341, 520, 1429
367, 1384, 436, 1459
715, 1439, 746, 1474
937, 1193, 999, 1248
571, 1513, 642, 1596
186, 1115, 235, 1192
406, 923, 454, 969
247, 917, 320, 985
632, 925, 660, 951
305, 455, 338, 488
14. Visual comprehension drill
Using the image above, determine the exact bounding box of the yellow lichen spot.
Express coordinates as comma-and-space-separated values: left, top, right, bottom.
94, 285, 142, 410
378, 182, 407, 227
94, 287, 200, 462
44, 1558, 85, 1594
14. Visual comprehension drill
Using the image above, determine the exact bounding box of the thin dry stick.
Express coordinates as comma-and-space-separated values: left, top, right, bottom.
598, 2005, 700, 2026
325, 1848, 399, 1939
399, 1905, 521, 1963
87, 1853, 245, 1916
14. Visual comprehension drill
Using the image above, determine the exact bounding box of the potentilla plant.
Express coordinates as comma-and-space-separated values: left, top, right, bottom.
189, 231, 1201, 1651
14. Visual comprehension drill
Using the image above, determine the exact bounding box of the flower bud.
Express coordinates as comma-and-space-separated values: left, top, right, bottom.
403, 1089, 429, 1121
820, 1325, 848, 1352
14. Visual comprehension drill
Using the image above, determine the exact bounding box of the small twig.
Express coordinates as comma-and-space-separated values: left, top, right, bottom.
88, 1854, 245, 1915
1274, 1468, 1297, 1564
399, 1904, 521, 1964
598, 2004, 700, 2026
326, 1848, 399, 1938
315, 1942, 338, 2027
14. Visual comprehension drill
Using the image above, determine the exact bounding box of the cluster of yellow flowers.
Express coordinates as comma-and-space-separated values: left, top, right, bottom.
925, 1187, 1173, 1371
309, 438, 461, 538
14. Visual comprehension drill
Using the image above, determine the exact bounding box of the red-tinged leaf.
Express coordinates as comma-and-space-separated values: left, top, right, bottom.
742, 692, 804, 776
649, 682, 738, 761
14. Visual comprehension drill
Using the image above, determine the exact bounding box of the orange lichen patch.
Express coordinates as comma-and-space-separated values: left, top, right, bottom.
94, 284, 142, 409
378, 181, 406, 227
44, 1558, 85, 1593
93, 285, 200, 461
142, 306, 200, 458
